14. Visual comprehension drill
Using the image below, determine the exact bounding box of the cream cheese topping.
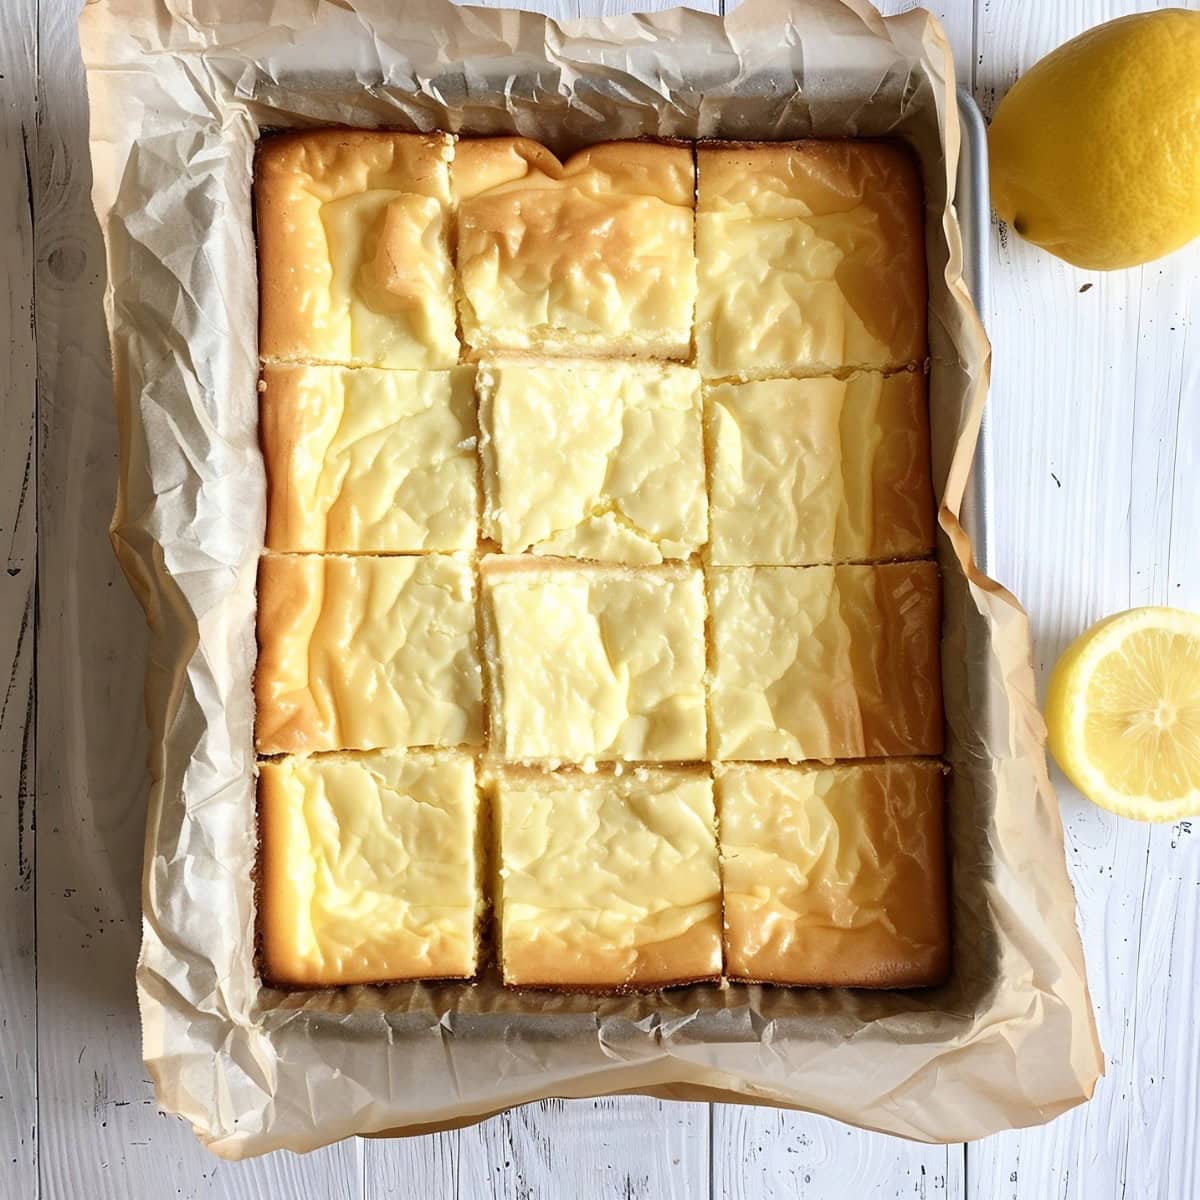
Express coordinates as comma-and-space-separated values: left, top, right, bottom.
258, 750, 480, 986
479, 359, 706, 563
495, 767, 722, 988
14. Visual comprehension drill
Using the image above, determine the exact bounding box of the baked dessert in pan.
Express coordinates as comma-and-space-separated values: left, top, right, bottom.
493, 766, 723, 991
252, 130, 946, 992
254, 553, 483, 756
256, 130, 459, 369
453, 138, 696, 360
259, 363, 478, 554
478, 358, 707, 564
480, 557, 708, 765
258, 750, 481, 987
695, 140, 927, 380
716, 760, 948, 988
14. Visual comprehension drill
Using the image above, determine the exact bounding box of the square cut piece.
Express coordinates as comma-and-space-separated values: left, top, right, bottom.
258, 750, 480, 986
481, 558, 707, 762
696, 140, 927, 379
454, 138, 696, 359
260, 364, 478, 553
256, 130, 458, 368
255, 554, 482, 755
495, 767, 722, 990
708, 562, 943, 761
479, 359, 707, 564
717, 760, 948, 987
707, 372, 934, 565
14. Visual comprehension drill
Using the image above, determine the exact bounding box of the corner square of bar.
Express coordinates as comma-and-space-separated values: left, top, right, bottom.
454, 138, 696, 359
717, 761, 949, 987
494, 767, 722, 990
256, 129, 459, 368
706, 371, 934, 566
479, 358, 706, 563
255, 553, 483, 755
696, 140, 927, 379
261, 364, 478, 553
258, 750, 481, 987
708, 562, 943, 761
480, 557, 708, 763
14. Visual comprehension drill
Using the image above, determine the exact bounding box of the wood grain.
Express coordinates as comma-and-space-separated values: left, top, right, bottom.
0, 4, 39, 1198
967, 3, 1200, 1199
712, 1108, 965, 1200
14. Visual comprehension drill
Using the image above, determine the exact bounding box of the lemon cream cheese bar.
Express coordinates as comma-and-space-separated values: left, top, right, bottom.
480, 558, 708, 763
260, 364, 478, 553
256, 130, 459, 368
493, 767, 722, 990
258, 750, 481, 987
706, 371, 934, 566
708, 562, 943, 761
716, 761, 948, 987
255, 554, 483, 755
453, 138, 696, 359
696, 140, 927, 379
478, 359, 707, 563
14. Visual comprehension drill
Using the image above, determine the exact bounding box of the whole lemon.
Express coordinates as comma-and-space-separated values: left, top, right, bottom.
989, 10, 1200, 270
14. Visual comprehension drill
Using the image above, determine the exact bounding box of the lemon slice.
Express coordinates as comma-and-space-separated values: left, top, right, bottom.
1045, 607, 1200, 822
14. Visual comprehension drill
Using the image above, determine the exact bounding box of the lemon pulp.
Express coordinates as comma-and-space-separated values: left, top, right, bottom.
1045, 608, 1200, 822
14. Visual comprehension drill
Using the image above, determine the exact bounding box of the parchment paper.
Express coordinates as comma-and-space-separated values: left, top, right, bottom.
80, 0, 1104, 1158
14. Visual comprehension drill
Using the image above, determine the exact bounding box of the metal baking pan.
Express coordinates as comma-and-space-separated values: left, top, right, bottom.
271, 95, 998, 1048
955, 87, 994, 574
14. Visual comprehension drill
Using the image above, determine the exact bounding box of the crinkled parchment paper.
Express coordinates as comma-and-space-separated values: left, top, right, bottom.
80, 0, 1103, 1158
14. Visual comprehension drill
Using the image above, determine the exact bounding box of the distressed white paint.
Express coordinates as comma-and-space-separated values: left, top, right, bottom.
0, 3, 39, 1199
4, 0, 1197, 1196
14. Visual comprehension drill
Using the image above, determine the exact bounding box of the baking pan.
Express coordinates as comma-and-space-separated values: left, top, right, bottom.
955, 87, 994, 574
84, 0, 1100, 1153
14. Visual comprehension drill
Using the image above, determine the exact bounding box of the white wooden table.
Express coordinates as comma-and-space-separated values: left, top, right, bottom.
2, 0, 1197, 1195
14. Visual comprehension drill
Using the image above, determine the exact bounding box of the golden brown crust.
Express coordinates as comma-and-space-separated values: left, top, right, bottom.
254, 554, 327, 754
707, 561, 943, 761
255, 129, 458, 368
843, 561, 944, 756
718, 760, 949, 988
256, 761, 295, 987
695, 138, 927, 378
254, 554, 483, 755
257, 751, 482, 988
259, 363, 478, 553
453, 137, 694, 205
453, 138, 697, 358
866, 369, 936, 560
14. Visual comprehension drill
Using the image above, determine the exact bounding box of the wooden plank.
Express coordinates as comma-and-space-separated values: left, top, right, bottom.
457, 1098, 711, 1200
712, 1110, 961, 1200
0, 3, 39, 1198
364, 1099, 714, 1199
363, 1131, 458, 1198
967, 2, 1200, 1198
29, 0, 365, 1195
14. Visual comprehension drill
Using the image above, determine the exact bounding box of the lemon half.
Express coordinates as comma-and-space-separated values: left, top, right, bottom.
1045, 607, 1200, 822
